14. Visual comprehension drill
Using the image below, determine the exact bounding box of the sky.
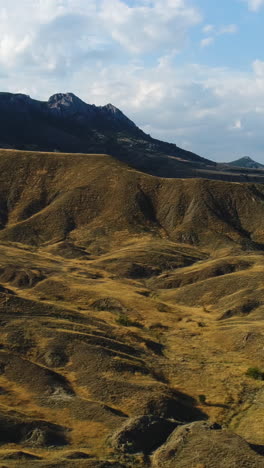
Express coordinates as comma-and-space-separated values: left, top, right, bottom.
1, 1, 264, 162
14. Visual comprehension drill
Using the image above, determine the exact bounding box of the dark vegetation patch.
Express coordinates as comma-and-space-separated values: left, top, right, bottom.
220, 300, 260, 320
246, 367, 264, 381
0, 264, 46, 288
6, 327, 36, 354
149, 323, 169, 331
125, 263, 162, 279
41, 347, 69, 368
63, 451, 93, 460
91, 298, 129, 314
115, 313, 142, 328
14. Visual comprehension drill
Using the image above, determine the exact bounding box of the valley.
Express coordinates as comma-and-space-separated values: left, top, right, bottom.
0, 150, 264, 466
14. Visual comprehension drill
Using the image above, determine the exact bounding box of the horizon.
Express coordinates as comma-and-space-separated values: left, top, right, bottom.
1, 0, 264, 162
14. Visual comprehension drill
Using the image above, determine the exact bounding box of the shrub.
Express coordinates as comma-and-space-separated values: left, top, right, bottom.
246, 367, 264, 381
198, 394, 207, 404
115, 313, 141, 328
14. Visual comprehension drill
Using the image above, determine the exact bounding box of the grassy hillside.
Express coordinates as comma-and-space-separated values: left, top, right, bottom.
0, 149, 264, 466
1, 149, 264, 249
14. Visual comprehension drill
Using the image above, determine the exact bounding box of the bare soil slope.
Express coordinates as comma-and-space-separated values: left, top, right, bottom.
0, 149, 264, 466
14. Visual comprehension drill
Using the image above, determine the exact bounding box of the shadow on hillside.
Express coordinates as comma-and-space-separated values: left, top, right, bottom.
250, 443, 264, 456
203, 402, 230, 409
139, 389, 208, 423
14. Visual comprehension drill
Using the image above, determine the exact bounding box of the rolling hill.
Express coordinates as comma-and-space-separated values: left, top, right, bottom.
0, 149, 264, 466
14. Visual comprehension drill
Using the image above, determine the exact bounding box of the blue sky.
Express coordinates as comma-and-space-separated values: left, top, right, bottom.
192, 0, 264, 69
1, 0, 264, 162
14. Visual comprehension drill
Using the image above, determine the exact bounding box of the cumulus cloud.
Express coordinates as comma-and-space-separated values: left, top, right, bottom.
0, 1, 108, 73
0, 0, 202, 75
0, 0, 263, 162
99, 0, 202, 53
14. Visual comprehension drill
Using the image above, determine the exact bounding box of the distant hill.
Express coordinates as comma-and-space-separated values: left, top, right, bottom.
228, 156, 264, 169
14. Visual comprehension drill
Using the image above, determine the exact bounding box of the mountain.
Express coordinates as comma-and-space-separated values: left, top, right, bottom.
0, 91, 214, 177
1, 149, 264, 465
2, 91, 264, 183
229, 156, 264, 169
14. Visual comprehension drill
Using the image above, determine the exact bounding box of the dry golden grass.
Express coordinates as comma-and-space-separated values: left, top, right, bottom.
0, 149, 264, 465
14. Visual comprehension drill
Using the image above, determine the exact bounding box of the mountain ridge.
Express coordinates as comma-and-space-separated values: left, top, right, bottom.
2, 91, 264, 182
0, 91, 210, 165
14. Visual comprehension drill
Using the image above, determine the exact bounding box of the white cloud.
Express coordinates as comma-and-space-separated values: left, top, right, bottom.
245, 0, 264, 11
0, 0, 202, 75
200, 37, 214, 48
0, 0, 263, 162
218, 24, 238, 34
253, 59, 264, 75
200, 23, 238, 49
202, 24, 215, 33
99, 0, 202, 54
201, 23, 238, 39
230, 119, 242, 130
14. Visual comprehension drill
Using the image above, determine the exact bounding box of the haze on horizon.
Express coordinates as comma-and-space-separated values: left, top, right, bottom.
1, 0, 264, 162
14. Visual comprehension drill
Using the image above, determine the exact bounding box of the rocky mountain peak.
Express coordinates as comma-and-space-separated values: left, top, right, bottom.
103, 103, 120, 114
101, 102, 137, 128
47, 92, 89, 114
